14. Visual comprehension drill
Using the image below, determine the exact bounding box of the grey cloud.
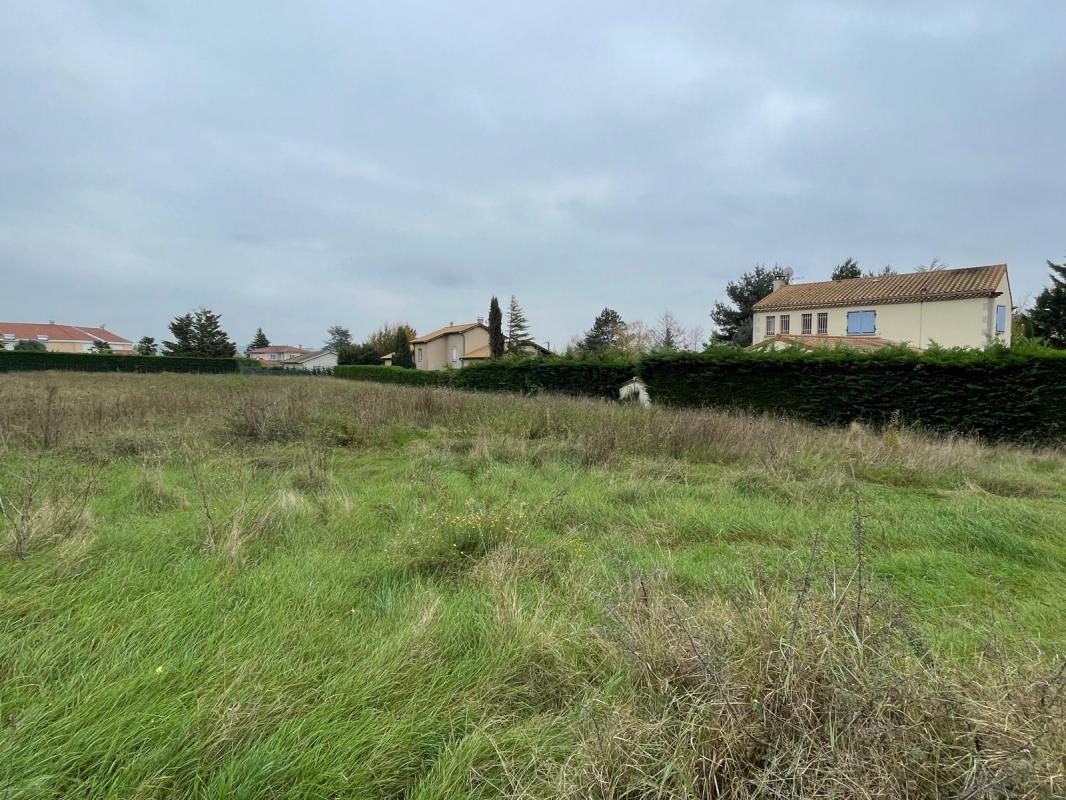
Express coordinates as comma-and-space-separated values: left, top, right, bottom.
1, 0, 1064, 348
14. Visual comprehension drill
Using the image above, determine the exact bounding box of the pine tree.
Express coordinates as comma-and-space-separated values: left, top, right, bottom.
710, 265, 787, 346
163, 313, 195, 356
1030, 258, 1066, 348
831, 258, 861, 280
135, 336, 157, 356
506, 295, 531, 353
246, 328, 270, 354
488, 297, 505, 358
163, 308, 236, 357
582, 308, 626, 354
324, 325, 352, 352
390, 327, 415, 368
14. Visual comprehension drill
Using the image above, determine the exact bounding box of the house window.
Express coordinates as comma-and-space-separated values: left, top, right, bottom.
37, 335, 48, 341
817, 312, 828, 335
780, 315, 790, 334
451, 346, 458, 363
801, 313, 812, 335
995, 304, 1006, 335
417, 347, 423, 363
765, 316, 776, 336
846, 310, 876, 335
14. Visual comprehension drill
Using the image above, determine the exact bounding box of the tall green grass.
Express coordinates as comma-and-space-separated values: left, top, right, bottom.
1, 373, 1064, 798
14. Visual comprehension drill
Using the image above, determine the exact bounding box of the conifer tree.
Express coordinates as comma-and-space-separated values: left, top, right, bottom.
1030, 257, 1066, 348
831, 258, 861, 280
506, 295, 531, 353
710, 265, 787, 346
488, 297, 505, 358
582, 308, 626, 354
246, 328, 269, 354
163, 308, 237, 357
324, 325, 352, 352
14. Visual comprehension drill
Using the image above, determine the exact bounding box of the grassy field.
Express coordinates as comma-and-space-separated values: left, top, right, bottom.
1, 372, 1064, 799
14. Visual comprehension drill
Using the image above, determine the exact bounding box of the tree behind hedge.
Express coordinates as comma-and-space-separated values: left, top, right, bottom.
163, 308, 237, 357
1030, 258, 1066, 348
488, 297, 505, 358
506, 295, 531, 352
324, 325, 352, 352
391, 327, 415, 368
581, 308, 626, 354
246, 328, 270, 354
13, 339, 46, 352
366, 323, 417, 357
710, 265, 786, 346
135, 336, 157, 356
338, 343, 381, 365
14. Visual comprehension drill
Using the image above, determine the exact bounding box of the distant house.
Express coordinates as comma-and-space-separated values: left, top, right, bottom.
382, 321, 490, 370
248, 345, 310, 365
280, 350, 338, 370
0, 321, 133, 353
751, 264, 1012, 351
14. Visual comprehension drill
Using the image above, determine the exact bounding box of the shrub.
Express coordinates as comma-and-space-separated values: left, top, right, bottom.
334, 365, 452, 386
638, 345, 1066, 443
450, 356, 636, 399
0, 351, 239, 374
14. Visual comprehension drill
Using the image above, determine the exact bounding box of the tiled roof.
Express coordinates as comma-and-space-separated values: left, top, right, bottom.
750, 335, 904, 352
0, 322, 131, 343
461, 345, 491, 360
410, 323, 484, 344
286, 350, 333, 364
753, 265, 1008, 312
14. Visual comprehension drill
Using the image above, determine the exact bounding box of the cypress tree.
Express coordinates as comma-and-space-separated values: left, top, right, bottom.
488, 297, 505, 358
391, 327, 415, 368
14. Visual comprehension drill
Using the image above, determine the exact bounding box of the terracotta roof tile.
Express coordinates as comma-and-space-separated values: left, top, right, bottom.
753, 265, 1008, 312
410, 323, 484, 344
0, 322, 131, 343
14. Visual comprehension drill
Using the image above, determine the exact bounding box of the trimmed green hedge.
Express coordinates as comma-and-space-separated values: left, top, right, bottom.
334, 365, 452, 386
0, 351, 239, 374
638, 346, 1066, 443
450, 357, 636, 399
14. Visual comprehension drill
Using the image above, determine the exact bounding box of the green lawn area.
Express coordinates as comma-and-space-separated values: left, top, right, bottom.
1, 373, 1064, 798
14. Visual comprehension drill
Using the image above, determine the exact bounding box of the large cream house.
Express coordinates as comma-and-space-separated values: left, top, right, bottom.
751, 264, 1012, 350
0, 321, 133, 352
383, 322, 490, 370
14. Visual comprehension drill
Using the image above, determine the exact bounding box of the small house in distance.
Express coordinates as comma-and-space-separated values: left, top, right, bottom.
751, 264, 1012, 351
248, 345, 310, 365
0, 321, 132, 352
280, 350, 338, 370
381, 320, 552, 369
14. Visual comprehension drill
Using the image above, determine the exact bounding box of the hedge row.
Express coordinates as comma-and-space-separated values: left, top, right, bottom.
638, 346, 1066, 443
450, 357, 635, 399
333, 365, 452, 386
0, 351, 239, 374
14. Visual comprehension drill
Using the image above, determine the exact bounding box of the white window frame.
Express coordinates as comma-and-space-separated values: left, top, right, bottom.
765, 316, 776, 336
801, 313, 812, 335
817, 312, 828, 335
779, 314, 790, 334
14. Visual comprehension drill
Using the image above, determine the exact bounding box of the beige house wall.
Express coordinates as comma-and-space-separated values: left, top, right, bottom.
753, 280, 1012, 349
413, 326, 490, 370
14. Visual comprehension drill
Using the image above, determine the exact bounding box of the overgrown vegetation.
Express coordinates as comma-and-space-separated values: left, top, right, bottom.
1, 373, 1064, 798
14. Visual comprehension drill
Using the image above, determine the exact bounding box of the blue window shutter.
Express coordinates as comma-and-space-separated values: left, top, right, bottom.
996, 305, 1006, 334
863, 310, 876, 333
847, 312, 860, 334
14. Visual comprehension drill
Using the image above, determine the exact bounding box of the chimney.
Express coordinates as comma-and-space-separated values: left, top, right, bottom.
771, 278, 786, 292
476, 316, 484, 324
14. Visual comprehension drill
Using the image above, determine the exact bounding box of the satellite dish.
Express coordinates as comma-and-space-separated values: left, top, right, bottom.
782, 267, 794, 279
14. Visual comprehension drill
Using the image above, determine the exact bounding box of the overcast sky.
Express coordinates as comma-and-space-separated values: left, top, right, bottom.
2, 1, 1064, 350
